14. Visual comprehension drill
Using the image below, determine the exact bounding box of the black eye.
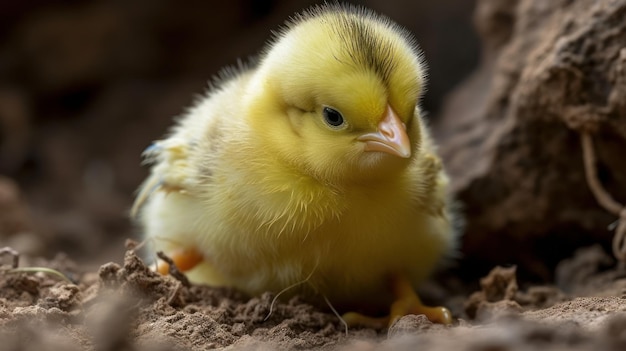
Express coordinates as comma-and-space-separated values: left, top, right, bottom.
323, 106, 345, 128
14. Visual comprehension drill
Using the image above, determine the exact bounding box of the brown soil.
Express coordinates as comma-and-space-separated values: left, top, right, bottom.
3, 174, 626, 350
1, 246, 626, 351
0, 178, 626, 350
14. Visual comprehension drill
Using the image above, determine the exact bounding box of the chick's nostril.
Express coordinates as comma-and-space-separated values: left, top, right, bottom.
381, 125, 395, 139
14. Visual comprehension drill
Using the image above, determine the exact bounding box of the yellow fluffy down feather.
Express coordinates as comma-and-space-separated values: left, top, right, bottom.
133, 3, 459, 321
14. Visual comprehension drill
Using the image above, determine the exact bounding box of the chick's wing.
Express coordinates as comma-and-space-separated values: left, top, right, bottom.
131, 137, 199, 217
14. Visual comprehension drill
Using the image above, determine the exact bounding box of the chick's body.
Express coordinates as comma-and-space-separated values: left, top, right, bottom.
135, 5, 457, 313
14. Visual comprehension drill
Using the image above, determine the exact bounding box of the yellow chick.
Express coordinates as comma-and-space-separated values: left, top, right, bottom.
132, 4, 458, 327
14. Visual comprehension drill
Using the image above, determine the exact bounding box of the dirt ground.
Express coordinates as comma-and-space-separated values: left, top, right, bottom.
1, 172, 626, 350
1, 242, 626, 350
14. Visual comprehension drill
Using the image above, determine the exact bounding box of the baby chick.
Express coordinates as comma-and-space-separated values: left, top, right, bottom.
132, 4, 458, 327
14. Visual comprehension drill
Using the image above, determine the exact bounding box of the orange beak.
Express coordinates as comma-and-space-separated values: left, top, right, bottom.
357, 105, 411, 158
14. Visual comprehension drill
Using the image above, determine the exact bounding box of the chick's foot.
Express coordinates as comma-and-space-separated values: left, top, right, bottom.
388, 273, 452, 325
157, 247, 204, 275
342, 274, 452, 329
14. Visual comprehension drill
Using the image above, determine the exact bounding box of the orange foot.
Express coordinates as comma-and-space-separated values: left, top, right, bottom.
157, 247, 203, 275
342, 274, 452, 329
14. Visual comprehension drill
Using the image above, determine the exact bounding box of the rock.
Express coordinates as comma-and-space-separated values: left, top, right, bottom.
465, 266, 520, 319
387, 314, 437, 338
436, 0, 626, 280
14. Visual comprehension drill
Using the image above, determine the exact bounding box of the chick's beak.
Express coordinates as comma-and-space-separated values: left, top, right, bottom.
357, 105, 411, 158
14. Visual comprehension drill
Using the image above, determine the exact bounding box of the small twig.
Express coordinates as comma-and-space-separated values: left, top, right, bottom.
324, 295, 349, 336
6, 267, 73, 283
263, 262, 319, 322
125, 238, 140, 251
581, 133, 624, 214
580, 132, 626, 261
156, 251, 191, 287
0, 247, 19, 268
614, 210, 626, 263
166, 280, 185, 306
0, 247, 73, 282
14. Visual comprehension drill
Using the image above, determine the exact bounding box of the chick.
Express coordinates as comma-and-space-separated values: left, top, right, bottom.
132, 4, 459, 327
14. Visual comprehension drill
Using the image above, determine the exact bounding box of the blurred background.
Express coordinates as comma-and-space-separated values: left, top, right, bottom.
0, 0, 479, 267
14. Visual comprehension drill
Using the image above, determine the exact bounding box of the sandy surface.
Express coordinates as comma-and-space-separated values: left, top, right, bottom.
1, 245, 626, 351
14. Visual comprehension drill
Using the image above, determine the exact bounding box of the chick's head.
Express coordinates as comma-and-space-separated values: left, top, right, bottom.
246, 5, 427, 183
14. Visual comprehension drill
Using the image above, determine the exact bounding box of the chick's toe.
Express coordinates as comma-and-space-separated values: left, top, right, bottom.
389, 273, 452, 325
342, 274, 452, 328
157, 247, 204, 275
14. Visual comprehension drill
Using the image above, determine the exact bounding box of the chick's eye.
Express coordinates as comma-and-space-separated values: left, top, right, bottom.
323, 107, 345, 128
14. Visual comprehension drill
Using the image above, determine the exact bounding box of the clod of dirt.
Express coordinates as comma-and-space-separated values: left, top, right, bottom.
465, 265, 522, 320
387, 314, 443, 339
38, 283, 81, 311
515, 285, 569, 309
3, 248, 626, 350
436, 0, 626, 280
464, 264, 574, 322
